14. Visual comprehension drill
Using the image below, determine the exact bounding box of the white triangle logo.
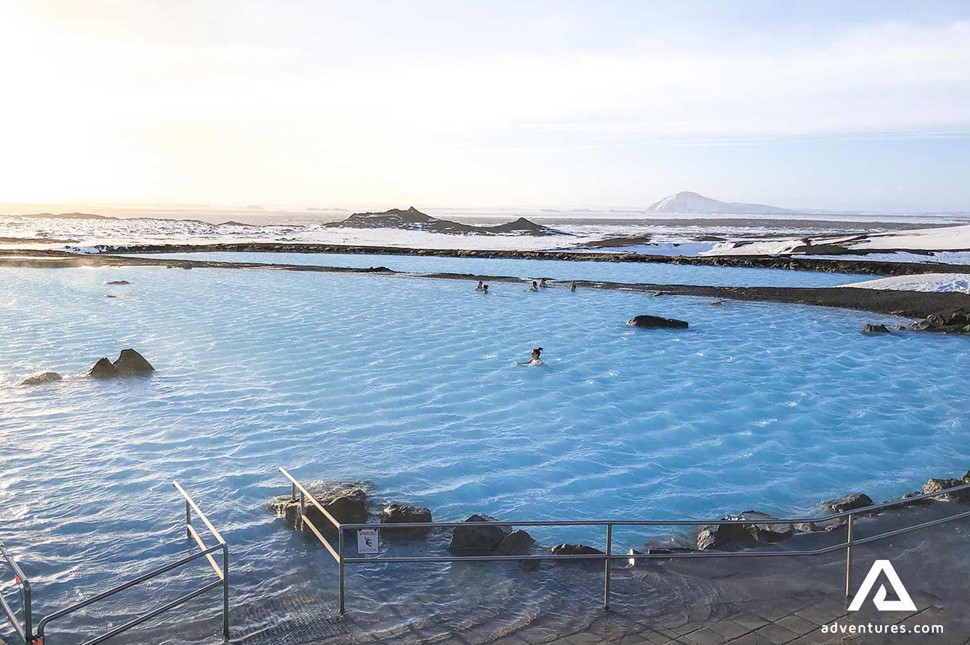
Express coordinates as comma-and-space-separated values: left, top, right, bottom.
848, 560, 917, 612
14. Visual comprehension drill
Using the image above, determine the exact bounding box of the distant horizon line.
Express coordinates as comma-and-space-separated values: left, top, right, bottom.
2, 200, 969, 218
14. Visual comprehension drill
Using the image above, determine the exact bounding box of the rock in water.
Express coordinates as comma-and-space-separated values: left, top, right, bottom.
696, 521, 749, 550
822, 493, 874, 514
627, 315, 689, 329
20, 372, 63, 386
861, 324, 890, 335
113, 348, 154, 375
739, 511, 793, 543
696, 510, 794, 550
380, 503, 432, 540
448, 514, 511, 555
105, 280, 130, 285
551, 544, 603, 555
273, 487, 368, 534
906, 309, 970, 334
89, 358, 120, 378
923, 478, 970, 502
494, 530, 535, 556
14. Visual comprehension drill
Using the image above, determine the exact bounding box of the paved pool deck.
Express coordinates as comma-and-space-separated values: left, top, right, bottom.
304, 502, 970, 645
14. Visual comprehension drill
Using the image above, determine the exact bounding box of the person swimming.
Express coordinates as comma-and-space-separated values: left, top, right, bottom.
482, 284, 489, 294
530, 281, 539, 292
539, 278, 548, 288
475, 280, 484, 291
527, 347, 543, 365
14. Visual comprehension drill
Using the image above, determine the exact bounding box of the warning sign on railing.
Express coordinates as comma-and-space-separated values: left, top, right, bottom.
357, 528, 379, 555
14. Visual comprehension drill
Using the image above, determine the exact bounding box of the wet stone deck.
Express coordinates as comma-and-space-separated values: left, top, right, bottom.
257, 502, 970, 645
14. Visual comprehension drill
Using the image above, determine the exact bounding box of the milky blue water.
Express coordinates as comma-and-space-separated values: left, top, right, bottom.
1, 263, 967, 643
131, 251, 871, 287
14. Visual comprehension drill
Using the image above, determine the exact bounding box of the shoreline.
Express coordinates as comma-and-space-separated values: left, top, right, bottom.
2, 250, 969, 321
47, 242, 970, 276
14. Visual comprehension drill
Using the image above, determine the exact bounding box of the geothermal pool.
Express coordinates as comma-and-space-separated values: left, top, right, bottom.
0, 262, 967, 643
125, 250, 870, 287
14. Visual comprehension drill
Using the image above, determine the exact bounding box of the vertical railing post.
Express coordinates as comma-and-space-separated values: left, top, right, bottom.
22, 579, 32, 645
603, 523, 613, 611
185, 499, 192, 539
222, 543, 230, 640
338, 527, 346, 616
844, 514, 854, 603
299, 491, 306, 530
291, 482, 297, 502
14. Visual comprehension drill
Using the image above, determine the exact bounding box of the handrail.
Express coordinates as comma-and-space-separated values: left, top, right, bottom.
277, 467, 970, 616
277, 467, 343, 564
1, 539, 32, 643
172, 481, 230, 640
278, 468, 344, 531
35, 545, 223, 630
174, 481, 226, 545
33, 482, 229, 644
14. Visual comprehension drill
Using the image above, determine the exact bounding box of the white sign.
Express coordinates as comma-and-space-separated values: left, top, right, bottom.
357, 528, 380, 555
848, 560, 916, 612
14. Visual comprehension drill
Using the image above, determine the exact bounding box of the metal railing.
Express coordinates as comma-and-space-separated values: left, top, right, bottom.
278, 468, 346, 613
30, 481, 229, 645
1, 539, 32, 642
277, 467, 970, 615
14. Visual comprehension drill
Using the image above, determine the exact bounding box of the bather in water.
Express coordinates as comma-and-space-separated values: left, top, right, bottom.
520, 347, 543, 366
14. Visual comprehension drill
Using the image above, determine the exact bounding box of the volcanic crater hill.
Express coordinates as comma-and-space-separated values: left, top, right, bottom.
323, 206, 564, 236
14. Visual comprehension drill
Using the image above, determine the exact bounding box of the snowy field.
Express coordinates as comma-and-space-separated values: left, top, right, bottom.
844, 273, 970, 294
1, 208, 969, 262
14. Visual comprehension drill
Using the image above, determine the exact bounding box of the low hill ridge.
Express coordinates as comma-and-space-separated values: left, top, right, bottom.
325, 207, 563, 236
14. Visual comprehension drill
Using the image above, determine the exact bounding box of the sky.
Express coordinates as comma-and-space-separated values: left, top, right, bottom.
1, 0, 969, 212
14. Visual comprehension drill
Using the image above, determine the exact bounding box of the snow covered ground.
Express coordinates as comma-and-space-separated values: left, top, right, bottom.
697, 225, 970, 263
1, 210, 969, 261
848, 224, 970, 251
844, 273, 970, 294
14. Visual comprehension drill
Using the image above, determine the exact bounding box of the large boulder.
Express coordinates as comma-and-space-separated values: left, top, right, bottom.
696, 522, 748, 551
740, 511, 794, 543
379, 503, 432, 540
20, 372, 62, 386
793, 519, 843, 533
494, 530, 535, 556
696, 511, 793, 550
273, 485, 368, 535
906, 309, 970, 335
113, 349, 154, 375
822, 493, 874, 515
898, 490, 933, 506
627, 315, 689, 329
448, 514, 511, 556
89, 358, 120, 378
923, 478, 970, 502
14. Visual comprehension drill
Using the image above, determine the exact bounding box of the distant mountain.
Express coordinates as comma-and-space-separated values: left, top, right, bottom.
324, 206, 564, 236
647, 191, 803, 215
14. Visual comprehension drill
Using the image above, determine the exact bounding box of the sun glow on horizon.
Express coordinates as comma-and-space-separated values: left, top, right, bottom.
2, 1, 970, 211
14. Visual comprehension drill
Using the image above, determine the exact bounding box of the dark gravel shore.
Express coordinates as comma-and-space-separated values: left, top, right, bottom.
89, 242, 970, 276
2, 249, 968, 323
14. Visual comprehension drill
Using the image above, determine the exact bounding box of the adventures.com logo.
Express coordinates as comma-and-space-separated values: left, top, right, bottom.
822, 560, 943, 638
